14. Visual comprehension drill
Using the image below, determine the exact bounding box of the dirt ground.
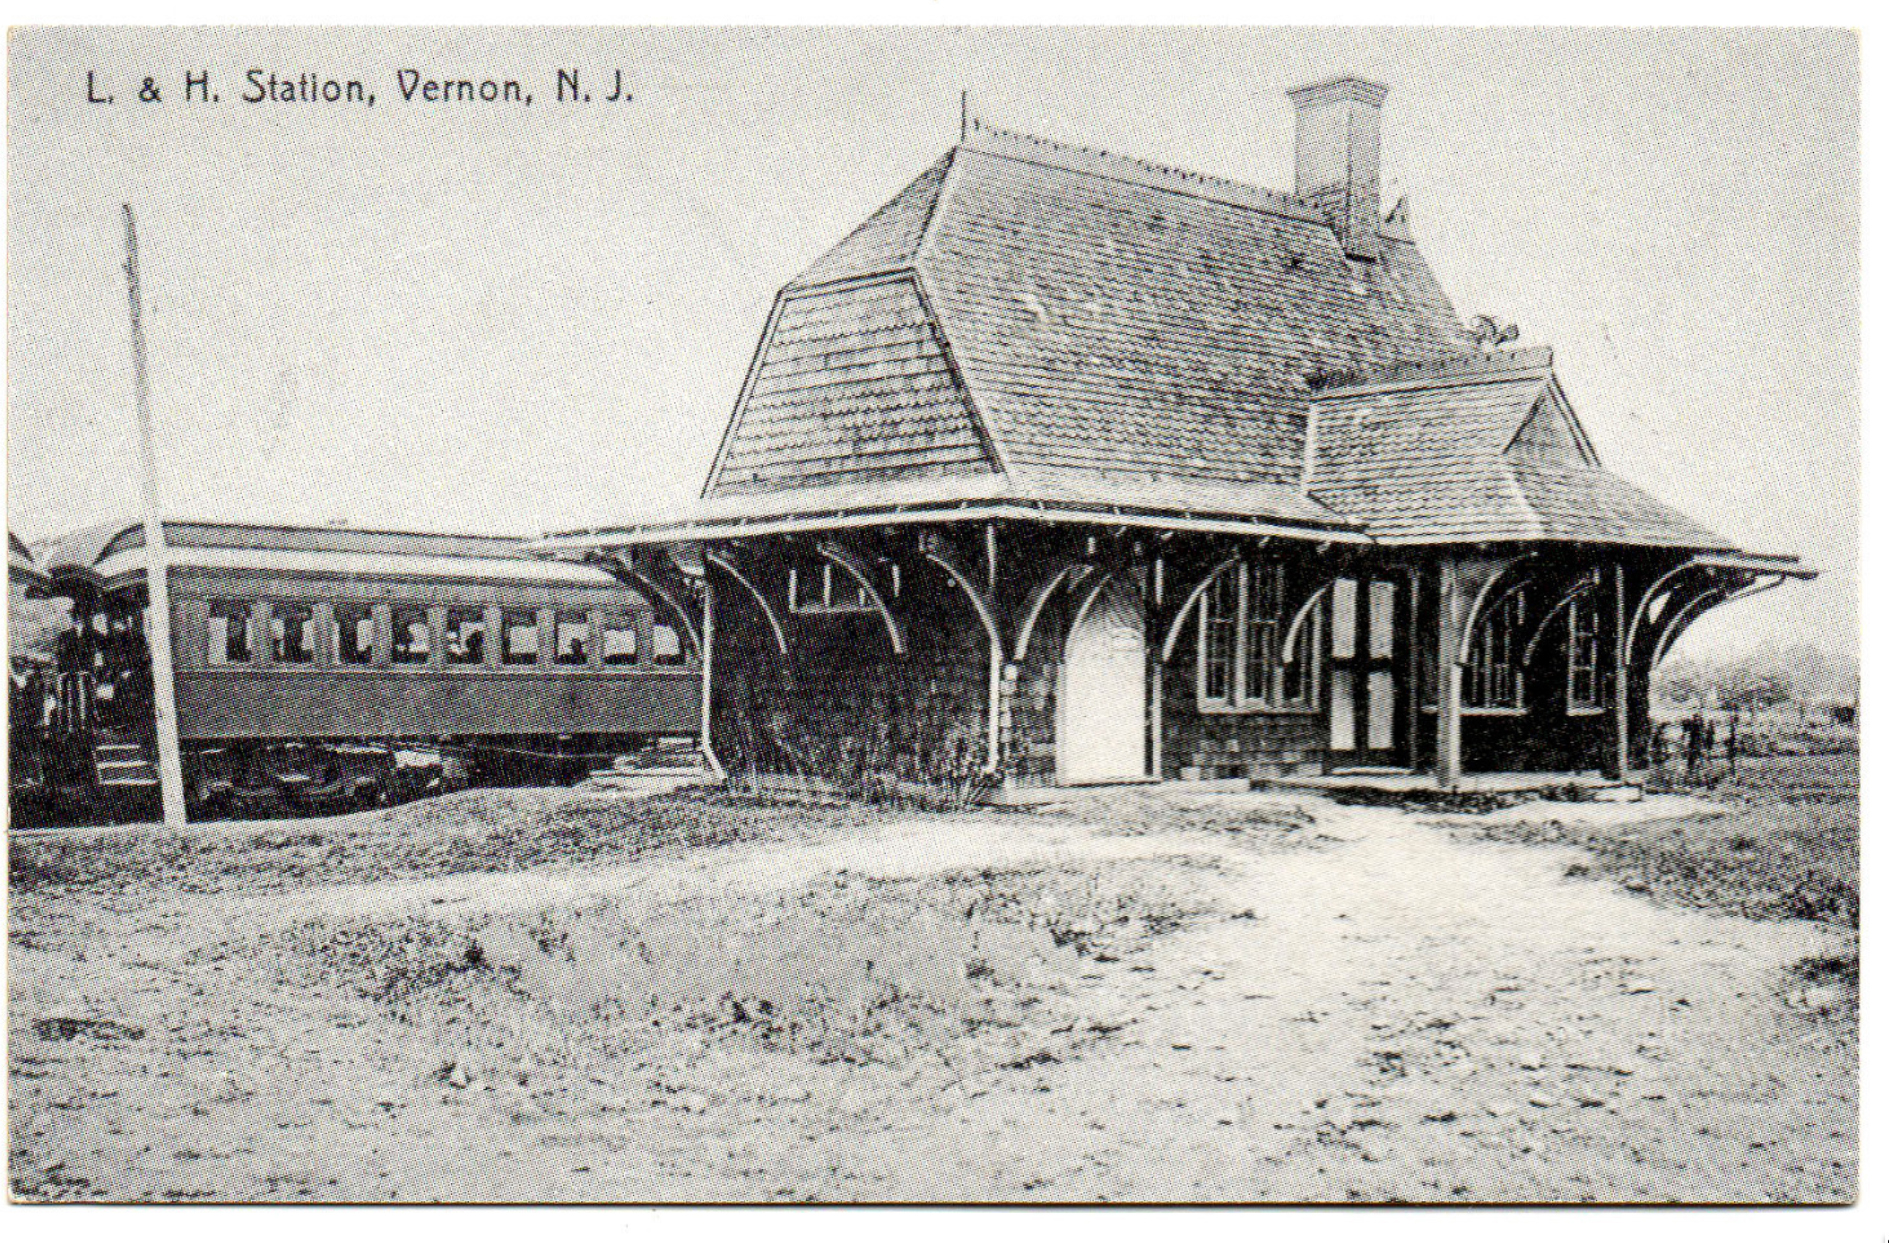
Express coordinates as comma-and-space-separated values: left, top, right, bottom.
8, 780, 1857, 1203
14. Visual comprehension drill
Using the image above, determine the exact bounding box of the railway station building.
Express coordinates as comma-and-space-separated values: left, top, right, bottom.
541, 79, 1811, 797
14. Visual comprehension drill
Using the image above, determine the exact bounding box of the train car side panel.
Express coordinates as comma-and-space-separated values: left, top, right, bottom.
172, 670, 700, 740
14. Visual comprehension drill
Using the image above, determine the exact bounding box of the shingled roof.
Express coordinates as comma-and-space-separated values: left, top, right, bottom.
555, 105, 1748, 556
702, 120, 1472, 517
1306, 349, 1733, 548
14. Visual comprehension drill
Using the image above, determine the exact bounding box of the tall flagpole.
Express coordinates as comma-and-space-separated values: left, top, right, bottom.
123, 204, 187, 827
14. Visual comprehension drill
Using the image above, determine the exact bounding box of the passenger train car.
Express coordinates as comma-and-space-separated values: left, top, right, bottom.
16, 519, 701, 822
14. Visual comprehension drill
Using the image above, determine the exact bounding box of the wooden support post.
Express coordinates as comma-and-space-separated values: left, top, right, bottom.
698, 572, 724, 780
986, 526, 1002, 773
1435, 558, 1463, 790
1149, 648, 1164, 781
1609, 560, 1630, 780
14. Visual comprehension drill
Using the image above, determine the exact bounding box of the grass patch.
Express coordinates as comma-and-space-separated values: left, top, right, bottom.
262, 857, 1224, 1081
1030, 791, 1320, 845
1454, 756, 1857, 928
8, 787, 885, 897
1327, 787, 1535, 815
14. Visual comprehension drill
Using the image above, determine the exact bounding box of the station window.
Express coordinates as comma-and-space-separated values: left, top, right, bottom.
502, 608, 540, 665
1465, 587, 1527, 709
1200, 568, 1238, 703
334, 604, 375, 665
1242, 563, 1285, 704
651, 622, 685, 666
270, 603, 316, 664
554, 610, 591, 665
391, 606, 431, 665
1567, 588, 1602, 712
445, 607, 488, 666
206, 600, 255, 665
600, 613, 638, 665
1198, 561, 1320, 712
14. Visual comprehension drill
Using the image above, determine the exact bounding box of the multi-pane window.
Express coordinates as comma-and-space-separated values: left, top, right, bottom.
502, 608, 540, 665
1199, 562, 1320, 712
1243, 563, 1284, 704
554, 610, 591, 665
270, 603, 316, 664
1567, 587, 1602, 712
206, 600, 255, 665
391, 607, 431, 665
651, 623, 685, 666
600, 613, 638, 665
1200, 567, 1238, 703
445, 607, 488, 666
334, 604, 375, 665
1465, 586, 1527, 709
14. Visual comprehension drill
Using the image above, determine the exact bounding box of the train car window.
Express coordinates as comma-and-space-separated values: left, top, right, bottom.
445, 608, 488, 666
554, 610, 590, 666
502, 609, 539, 665
270, 603, 316, 664
601, 613, 638, 665
652, 622, 685, 666
391, 607, 431, 665
206, 600, 255, 665
334, 604, 375, 665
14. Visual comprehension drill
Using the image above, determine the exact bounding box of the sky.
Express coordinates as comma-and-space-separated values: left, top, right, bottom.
5, 27, 1858, 663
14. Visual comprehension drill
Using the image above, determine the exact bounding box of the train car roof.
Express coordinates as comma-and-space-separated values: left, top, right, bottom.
39, 518, 624, 594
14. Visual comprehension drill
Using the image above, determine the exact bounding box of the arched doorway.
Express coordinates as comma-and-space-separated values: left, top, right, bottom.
1057, 576, 1148, 784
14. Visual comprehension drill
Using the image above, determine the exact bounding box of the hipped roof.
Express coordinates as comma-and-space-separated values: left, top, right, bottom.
1306, 349, 1734, 549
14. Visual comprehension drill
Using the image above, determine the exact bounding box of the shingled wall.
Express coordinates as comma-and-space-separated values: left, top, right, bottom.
707, 552, 992, 798
1158, 626, 1326, 781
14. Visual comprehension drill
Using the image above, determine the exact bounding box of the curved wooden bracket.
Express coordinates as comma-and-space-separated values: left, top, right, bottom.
1519, 571, 1599, 667
1455, 553, 1535, 666
1158, 554, 1241, 665
705, 550, 788, 656
1651, 584, 1733, 668
590, 552, 702, 660
1068, 568, 1121, 639
1011, 559, 1091, 663
1625, 557, 1711, 664
816, 539, 906, 656
1280, 575, 1341, 660
1652, 574, 1783, 667
919, 539, 1005, 653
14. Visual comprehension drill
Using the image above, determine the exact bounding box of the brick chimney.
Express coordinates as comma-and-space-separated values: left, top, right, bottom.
1288, 76, 1389, 262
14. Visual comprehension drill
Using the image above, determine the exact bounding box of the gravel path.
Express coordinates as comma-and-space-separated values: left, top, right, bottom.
9, 791, 1855, 1202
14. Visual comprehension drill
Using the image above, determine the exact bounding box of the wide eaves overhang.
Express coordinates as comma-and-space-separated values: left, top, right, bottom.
533, 471, 1373, 554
